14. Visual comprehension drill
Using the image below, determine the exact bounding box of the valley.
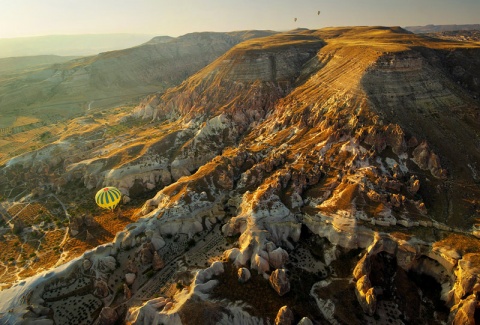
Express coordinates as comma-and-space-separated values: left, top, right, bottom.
1, 26, 480, 324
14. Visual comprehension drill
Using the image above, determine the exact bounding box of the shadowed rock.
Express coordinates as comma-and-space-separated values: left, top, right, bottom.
237, 267, 251, 283
269, 269, 291, 296
275, 306, 294, 325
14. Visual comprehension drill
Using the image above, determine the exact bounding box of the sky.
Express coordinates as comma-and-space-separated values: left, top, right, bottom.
0, 0, 478, 38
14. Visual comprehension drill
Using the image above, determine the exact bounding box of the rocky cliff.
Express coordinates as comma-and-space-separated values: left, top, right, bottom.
1, 26, 480, 324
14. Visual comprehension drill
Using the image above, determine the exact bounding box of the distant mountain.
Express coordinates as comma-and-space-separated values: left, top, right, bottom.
0, 55, 79, 76
0, 34, 157, 58
142, 36, 175, 45
422, 30, 480, 42
405, 24, 480, 33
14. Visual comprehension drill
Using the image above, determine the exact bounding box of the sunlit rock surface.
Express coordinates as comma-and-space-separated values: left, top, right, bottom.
1, 26, 480, 324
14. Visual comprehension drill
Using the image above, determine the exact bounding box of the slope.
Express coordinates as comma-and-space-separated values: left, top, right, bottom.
0, 30, 277, 126
1, 27, 480, 324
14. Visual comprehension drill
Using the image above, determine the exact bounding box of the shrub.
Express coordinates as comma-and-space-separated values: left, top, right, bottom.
187, 238, 196, 248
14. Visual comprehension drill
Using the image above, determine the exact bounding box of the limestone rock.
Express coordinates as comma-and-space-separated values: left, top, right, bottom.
396, 242, 417, 270
125, 273, 136, 285
416, 201, 428, 215
97, 307, 119, 325
124, 283, 132, 300
268, 247, 289, 269
94, 279, 110, 298
353, 254, 371, 281
150, 235, 166, 251
152, 251, 165, 271
253, 253, 270, 274
269, 269, 291, 296
29, 305, 52, 317
449, 294, 479, 325
453, 253, 480, 304
126, 296, 181, 325
126, 260, 138, 274
82, 258, 92, 271
412, 141, 447, 179
237, 267, 251, 283
195, 261, 224, 285
390, 193, 404, 208
99, 256, 117, 272
86, 230, 94, 241
297, 317, 314, 325
138, 242, 155, 265
407, 176, 420, 194
355, 275, 377, 316
275, 306, 294, 325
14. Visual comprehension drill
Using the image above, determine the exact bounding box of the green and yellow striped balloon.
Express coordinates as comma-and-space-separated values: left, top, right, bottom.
95, 187, 122, 210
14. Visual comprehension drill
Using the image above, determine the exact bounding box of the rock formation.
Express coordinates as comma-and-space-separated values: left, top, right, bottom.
237, 267, 251, 283
152, 251, 165, 271
1, 26, 480, 325
269, 269, 291, 296
124, 283, 132, 300
125, 273, 136, 286
97, 307, 119, 325
275, 306, 294, 325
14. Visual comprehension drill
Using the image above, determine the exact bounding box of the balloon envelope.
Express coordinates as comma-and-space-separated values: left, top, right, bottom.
95, 187, 122, 210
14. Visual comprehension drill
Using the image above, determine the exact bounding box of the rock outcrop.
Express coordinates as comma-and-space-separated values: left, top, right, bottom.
275, 306, 295, 325
269, 269, 291, 296
97, 307, 119, 325
237, 267, 251, 283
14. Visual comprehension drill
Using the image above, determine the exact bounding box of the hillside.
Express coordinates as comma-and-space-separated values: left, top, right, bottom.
0, 30, 277, 125
1, 26, 480, 324
0, 55, 80, 76
0, 30, 277, 163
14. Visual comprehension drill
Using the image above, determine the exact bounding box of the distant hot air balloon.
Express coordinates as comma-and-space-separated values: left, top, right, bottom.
95, 187, 122, 210
294, 17, 297, 22
318, 10, 321, 15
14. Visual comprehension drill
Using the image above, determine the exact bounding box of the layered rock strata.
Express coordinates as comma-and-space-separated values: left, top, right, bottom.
1, 27, 480, 324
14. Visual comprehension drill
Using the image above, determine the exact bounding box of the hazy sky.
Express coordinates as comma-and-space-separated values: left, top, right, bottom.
0, 0, 478, 38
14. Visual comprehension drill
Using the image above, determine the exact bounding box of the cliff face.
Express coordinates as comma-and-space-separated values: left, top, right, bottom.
134, 33, 324, 120
1, 27, 480, 324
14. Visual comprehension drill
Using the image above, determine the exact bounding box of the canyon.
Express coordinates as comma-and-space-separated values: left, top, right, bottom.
0, 26, 480, 324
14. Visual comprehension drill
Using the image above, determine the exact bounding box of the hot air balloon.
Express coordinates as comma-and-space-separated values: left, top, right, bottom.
294, 17, 297, 22
95, 186, 122, 210
318, 10, 321, 15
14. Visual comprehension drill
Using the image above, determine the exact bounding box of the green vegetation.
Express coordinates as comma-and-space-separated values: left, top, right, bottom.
146, 270, 155, 278
39, 131, 52, 141
187, 238, 196, 248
